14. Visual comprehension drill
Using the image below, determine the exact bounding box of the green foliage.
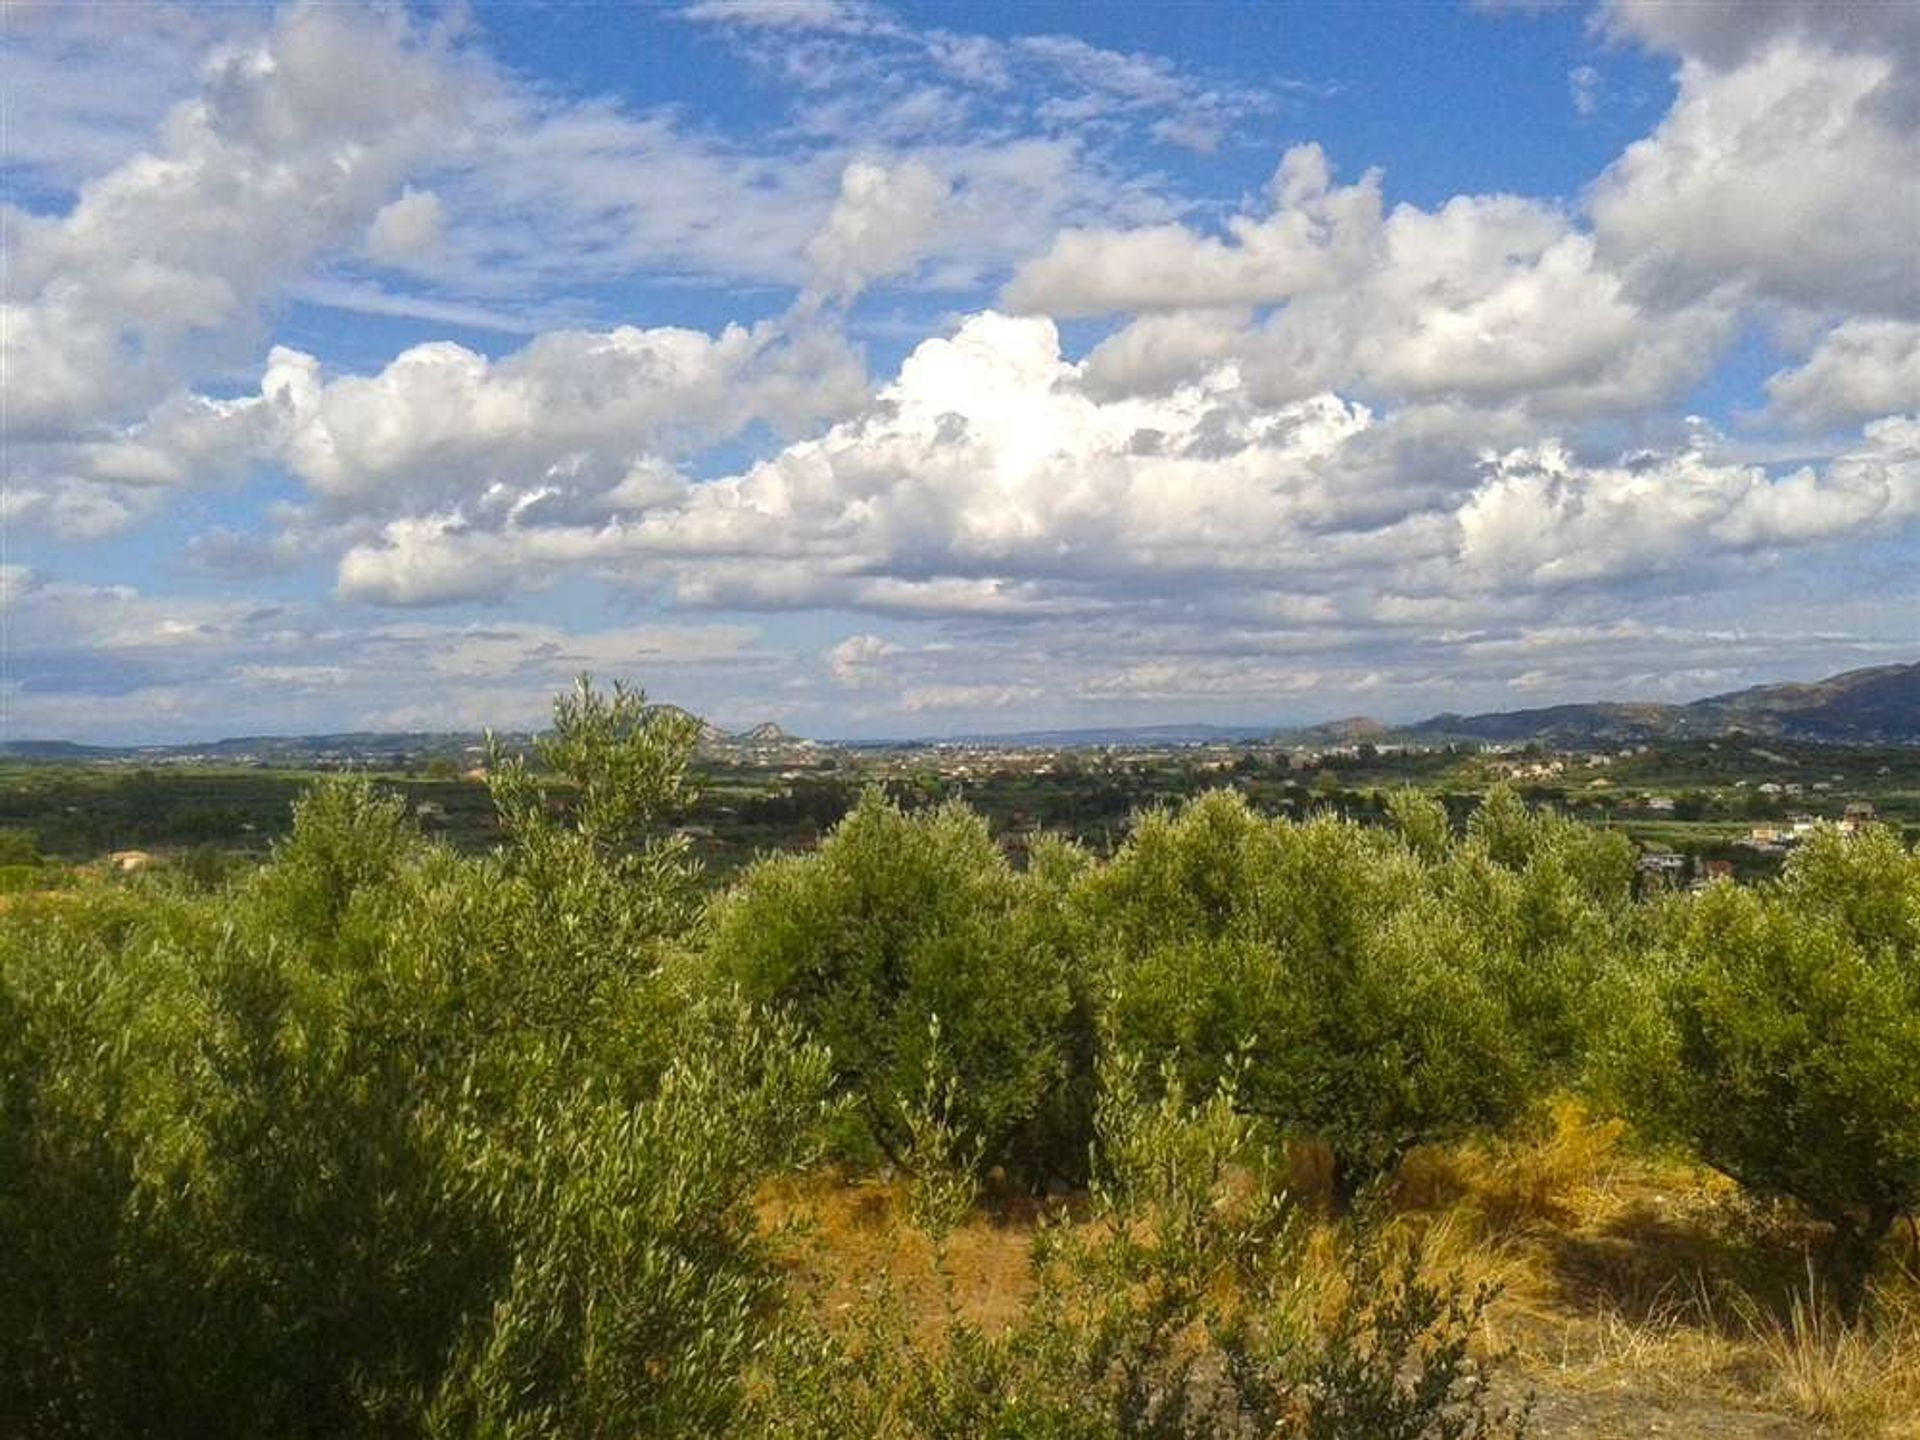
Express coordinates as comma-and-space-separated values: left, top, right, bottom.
420, 1008, 831, 1438
1387, 787, 1452, 863
709, 788, 1082, 1176
486, 675, 703, 948
1088, 791, 1593, 1203
760, 1056, 1527, 1439
0, 826, 42, 866
1618, 825, 1920, 1311
0, 861, 68, 892
0, 680, 832, 1438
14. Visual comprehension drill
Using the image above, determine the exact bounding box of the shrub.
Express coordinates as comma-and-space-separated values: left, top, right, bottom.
759, 1053, 1529, 1439
1090, 792, 1564, 1206
0, 827, 44, 867
0, 681, 833, 1437
709, 788, 1082, 1177
1620, 825, 1920, 1313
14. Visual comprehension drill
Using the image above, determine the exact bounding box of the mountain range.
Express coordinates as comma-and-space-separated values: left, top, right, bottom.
902, 661, 1920, 749
1387, 661, 1919, 747
2, 662, 1914, 761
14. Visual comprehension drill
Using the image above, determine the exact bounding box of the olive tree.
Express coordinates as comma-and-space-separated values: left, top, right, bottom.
0, 680, 833, 1438
1090, 791, 1550, 1207
1621, 825, 1920, 1312
709, 788, 1082, 1176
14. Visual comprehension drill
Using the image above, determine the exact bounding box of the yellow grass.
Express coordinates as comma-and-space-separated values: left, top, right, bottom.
1743, 1280, 1920, 1438
760, 1107, 1920, 1437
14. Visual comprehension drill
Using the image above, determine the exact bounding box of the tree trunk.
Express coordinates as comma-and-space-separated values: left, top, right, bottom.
1826, 1203, 1896, 1321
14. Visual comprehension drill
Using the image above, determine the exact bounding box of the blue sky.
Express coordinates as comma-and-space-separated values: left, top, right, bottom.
3, 0, 1916, 740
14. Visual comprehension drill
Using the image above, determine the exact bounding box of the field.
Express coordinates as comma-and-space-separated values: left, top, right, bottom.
4, 732, 1916, 885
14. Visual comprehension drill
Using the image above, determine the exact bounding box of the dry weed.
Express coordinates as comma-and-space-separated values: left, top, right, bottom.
1742, 1274, 1920, 1438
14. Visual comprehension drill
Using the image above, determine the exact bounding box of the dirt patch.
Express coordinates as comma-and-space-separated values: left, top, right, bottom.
1507, 1375, 1818, 1439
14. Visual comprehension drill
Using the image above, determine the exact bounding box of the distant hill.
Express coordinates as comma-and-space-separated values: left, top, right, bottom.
1400, 661, 1920, 746
1271, 716, 1392, 747
906, 722, 1282, 748
0, 715, 813, 765
737, 721, 797, 744
643, 704, 735, 747
0, 739, 119, 761
4, 661, 1912, 761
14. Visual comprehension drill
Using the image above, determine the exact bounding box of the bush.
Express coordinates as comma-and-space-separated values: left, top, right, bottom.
709, 788, 1084, 1177
0, 681, 834, 1437
1089, 791, 1582, 1205
759, 1053, 1529, 1438
0, 827, 43, 866
1619, 825, 1920, 1313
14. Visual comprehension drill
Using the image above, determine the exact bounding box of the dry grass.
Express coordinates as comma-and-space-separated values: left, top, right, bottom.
1741, 1280, 1920, 1438
761, 1112, 1920, 1437
1424, 1107, 1920, 1438
758, 1169, 1045, 1338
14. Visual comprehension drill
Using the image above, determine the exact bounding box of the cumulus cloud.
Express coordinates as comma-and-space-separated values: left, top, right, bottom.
826, 633, 903, 687
1005, 144, 1380, 316
804, 159, 951, 297
1767, 321, 1920, 427
270, 319, 867, 514
5, 307, 872, 549
1, 4, 468, 436
3, 373, 297, 536
365, 186, 445, 264
1013, 146, 1733, 416
1588, 40, 1919, 315
1600, 0, 1920, 80
326, 311, 1919, 632
1457, 420, 1919, 589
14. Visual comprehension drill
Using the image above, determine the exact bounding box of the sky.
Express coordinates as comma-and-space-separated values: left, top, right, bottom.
3, 0, 1916, 742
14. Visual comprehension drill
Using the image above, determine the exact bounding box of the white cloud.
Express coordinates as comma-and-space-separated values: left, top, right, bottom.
270, 319, 867, 514
324, 310, 1919, 630
804, 159, 951, 298
9, 311, 870, 550
1, 4, 470, 435
680, 0, 891, 35
1588, 40, 1919, 315
899, 682, 1038, 714
0, 3, 243, 190
365, 187, 444, 264
1767, 321, 1920, 427
1014, 149, 1733, 416
1457, 418, 1919, 589
1600, 0, 1920, 79
1006, 144, 1381, 316
826, 633, 903, 687
1569, 64, 1601, 116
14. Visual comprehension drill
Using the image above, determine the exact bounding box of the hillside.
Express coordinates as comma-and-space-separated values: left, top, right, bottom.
1401, 661, 1920, 746
5, 662, 1912, 760
1689, 661, 1920, 740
